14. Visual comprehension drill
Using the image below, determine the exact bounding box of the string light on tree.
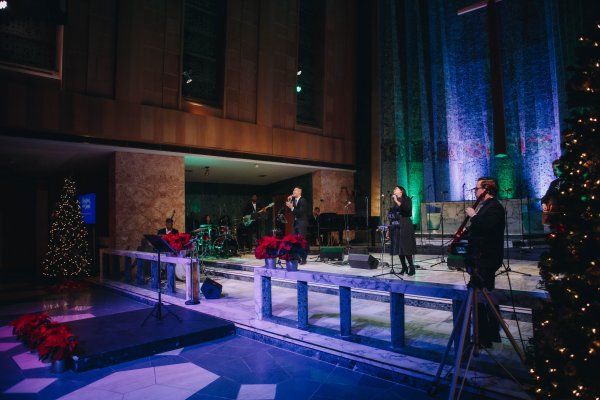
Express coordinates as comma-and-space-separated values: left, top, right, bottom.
533, 20, 600, 400
41, 177, 91, 279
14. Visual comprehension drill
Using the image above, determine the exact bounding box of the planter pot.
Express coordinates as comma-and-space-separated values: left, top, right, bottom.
51, 359, 68, 373
285, 260, 298, 271
264, 258, 276, 269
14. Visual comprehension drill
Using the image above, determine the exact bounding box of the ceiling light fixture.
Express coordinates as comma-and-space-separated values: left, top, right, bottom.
183, 70, 193, 84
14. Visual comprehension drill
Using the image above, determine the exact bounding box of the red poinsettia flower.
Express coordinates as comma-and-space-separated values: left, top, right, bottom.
9, 313, 51, 346
37, 324, 78, 361
255, 236, 282, 259
161, 233, 192, 252
279, 234, 308, 261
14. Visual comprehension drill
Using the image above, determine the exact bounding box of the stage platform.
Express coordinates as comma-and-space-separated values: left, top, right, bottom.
93, 249, 543, 399
69, 305, 235, 371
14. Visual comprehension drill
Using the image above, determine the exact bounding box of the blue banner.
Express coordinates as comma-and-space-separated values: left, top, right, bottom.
79, 193, 96, 225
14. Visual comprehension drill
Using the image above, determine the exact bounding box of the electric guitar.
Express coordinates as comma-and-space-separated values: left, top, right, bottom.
242, 202, 274, 227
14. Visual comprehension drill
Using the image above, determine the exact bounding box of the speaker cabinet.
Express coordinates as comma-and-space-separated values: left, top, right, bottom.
201, 278, 223, 299
348, 254, 379, 269
319, 247, 344, 261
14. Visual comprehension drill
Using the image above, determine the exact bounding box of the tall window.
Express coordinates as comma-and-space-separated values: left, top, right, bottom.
181, 0, 226, 107
296, 0, 324, 127
0, 2, 65, 78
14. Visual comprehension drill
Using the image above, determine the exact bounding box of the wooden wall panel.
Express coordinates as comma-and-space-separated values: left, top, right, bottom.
270, 0, 298, 130
322, 0, 356, 140
224, 0, 259, 123
0, 0, 357, 168
87, 0, 117, 97
62, 0, 90, 93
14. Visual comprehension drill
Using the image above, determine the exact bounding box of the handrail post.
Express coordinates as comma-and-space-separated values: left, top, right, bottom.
297, 281, 308, 329
390, 292, 405, 348
340, 286, 351, 337
255, 270, 272, 320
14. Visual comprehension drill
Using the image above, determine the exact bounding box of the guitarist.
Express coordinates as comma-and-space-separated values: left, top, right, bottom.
241, 194, 263, 250
541, 159, 563, 228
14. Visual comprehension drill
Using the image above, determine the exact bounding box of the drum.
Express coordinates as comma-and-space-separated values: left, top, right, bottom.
214, 235, 238, 257
175, 263, 186, 281
219, 225, 230, 235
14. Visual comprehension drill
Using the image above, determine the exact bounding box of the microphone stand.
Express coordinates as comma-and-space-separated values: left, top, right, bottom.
343, 202, 351, 262
430, 191, 447, 268
497, 189, 531, 278
418, 190, 424, 247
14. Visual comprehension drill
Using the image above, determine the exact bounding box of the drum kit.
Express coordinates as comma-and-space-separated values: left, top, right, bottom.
190, 223, 239, 259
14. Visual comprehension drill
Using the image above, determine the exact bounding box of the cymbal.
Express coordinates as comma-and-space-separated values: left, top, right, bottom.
200, 224, 215, 228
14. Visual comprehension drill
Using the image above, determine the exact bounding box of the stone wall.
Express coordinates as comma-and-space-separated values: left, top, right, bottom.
111, 152, 185, 250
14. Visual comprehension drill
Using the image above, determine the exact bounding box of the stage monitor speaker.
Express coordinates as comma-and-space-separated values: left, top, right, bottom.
348, 254, 379, 269
201, 278, 222, 299
319, 247, 344, 261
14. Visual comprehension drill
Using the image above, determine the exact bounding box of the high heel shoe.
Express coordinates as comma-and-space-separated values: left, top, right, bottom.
407, 266, 415, 276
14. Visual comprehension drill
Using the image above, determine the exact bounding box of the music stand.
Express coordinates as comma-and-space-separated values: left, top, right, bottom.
141, 234, 182, 325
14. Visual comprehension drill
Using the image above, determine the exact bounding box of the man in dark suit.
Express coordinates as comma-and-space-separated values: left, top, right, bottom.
157, 218, 179, 235
463, 176, 505, 347
286, 186, 308, 264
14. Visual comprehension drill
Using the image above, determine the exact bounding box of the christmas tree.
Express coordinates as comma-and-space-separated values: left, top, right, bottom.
41, 177, 91, 279
532, 23, 600, 399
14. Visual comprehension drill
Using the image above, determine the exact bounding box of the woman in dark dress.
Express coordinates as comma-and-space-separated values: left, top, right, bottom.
388, 185, 417, 276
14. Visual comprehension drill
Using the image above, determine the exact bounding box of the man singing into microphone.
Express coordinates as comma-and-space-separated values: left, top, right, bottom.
286, 186, 309, 264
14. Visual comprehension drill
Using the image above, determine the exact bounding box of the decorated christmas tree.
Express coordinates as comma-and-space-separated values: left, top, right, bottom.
41, 177, 91, 279
532, 23, 600, 399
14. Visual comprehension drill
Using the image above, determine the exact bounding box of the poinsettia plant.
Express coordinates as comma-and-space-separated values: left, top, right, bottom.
37, 324, 78, 362
28, 321, 62, 351
255, 235, 282, 259
279, 234, 308, 261
161, 233, 192, 252
9, 313, 51, 346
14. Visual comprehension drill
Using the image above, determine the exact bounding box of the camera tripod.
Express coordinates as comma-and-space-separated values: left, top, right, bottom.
429, 281, 527, 399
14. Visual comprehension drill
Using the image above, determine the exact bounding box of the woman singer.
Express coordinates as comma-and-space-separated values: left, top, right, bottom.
388, 185, 417, 276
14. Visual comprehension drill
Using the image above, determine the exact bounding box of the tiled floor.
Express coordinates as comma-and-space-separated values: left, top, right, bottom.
0, 286, 429, 400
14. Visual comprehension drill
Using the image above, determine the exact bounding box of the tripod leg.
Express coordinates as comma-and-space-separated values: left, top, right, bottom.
449, 288, 474, 399
480, 289, 526, 363
430, 293, 470, 395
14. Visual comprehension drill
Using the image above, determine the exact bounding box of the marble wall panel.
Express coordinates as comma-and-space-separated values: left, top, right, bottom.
112, 152, 184, 249
312, 170, 355, 214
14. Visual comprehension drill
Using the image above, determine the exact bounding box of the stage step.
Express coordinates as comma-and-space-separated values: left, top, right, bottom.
68, 306, 235, 371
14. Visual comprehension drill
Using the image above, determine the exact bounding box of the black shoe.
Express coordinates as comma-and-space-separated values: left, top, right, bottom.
399, 267, 407, 275
408, 266, 415, 276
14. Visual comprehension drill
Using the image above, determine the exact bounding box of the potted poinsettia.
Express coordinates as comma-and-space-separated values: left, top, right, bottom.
8, 313, 51, 348
37, 323, 78, 372
255, 236, 282, 268
279, 234, 308, 271
161, 232, 192, 256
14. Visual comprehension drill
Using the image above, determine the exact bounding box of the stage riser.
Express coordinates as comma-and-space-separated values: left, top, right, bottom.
68, 306, 235, 372
202, 263, 531, 322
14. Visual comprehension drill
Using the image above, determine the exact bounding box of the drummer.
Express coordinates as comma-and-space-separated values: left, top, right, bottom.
201, 215, 217, 239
